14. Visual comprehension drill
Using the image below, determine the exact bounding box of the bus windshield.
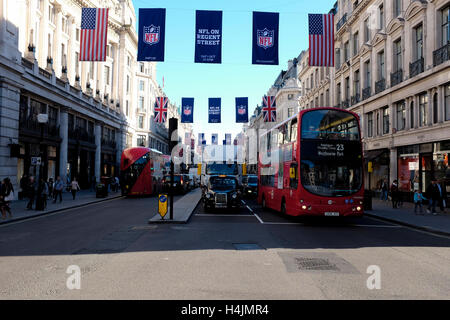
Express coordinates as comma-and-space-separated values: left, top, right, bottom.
300, 110, 362, 197
301, 109, 360, 141
206, 163, 238, 175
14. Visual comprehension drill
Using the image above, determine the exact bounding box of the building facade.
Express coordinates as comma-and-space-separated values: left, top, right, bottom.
0, 0, 163, 189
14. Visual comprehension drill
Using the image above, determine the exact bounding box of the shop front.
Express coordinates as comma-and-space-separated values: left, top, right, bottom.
364, 149, 390, 192
397, 141, 450, 203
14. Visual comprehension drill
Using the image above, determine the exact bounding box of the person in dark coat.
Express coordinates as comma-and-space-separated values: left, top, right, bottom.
19, 174, 28, 200
426, 179, 440, 215
26, 176, 37, 210
390, 180, 399, 209
437, 179, 447, 213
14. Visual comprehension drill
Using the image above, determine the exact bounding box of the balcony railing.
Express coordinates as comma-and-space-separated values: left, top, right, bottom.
341, 99, 350, 109
337, 13, 347, 31
69, 127, 95, 144
351, 93, 360, 105
433, 43, 450, 67
409, 57, 424, 78
19, 117, 60, 138
375, 78, 385, 94
362, 87, 371, 101
390, 69, 403, 87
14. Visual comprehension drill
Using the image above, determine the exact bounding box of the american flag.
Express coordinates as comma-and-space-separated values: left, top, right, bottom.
80, 8, 109, 61
154, 97, 168, 123
262, 95, 276, 122
308, 14, 334, 67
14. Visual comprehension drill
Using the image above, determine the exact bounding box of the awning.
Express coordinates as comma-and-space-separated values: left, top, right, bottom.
364, 149, 388, 161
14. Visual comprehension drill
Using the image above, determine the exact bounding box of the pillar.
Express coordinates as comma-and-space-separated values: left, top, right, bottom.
58, 108, 68, 181
95, 122, 102, 182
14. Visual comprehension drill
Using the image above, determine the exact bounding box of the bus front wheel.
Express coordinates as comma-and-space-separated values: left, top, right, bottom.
281, 199, 286, 215
262, 195, 266, 210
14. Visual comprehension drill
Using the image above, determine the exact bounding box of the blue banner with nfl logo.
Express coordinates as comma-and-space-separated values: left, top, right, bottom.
195, 10, 222, 64
138, 8, 166, 62
235, 97, 248, 123
181, 98, 194, 123
252, 11, 279, 65
208, 98, 221, 123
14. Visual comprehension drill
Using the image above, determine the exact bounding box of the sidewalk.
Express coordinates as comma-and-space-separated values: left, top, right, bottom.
0, 189, 122, 225
366, 198, 450, 236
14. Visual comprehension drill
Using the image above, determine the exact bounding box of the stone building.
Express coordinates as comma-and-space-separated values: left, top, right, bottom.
0, 0, 163, 190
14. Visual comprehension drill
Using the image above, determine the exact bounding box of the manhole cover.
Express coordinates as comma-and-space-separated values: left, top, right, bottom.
233, 243, 264, 250
294, 257, 339, 271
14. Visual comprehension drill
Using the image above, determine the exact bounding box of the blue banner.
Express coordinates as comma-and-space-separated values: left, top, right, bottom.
235, 97, 248, 123
195, 10, 222, 64
252, 11, 279, 65
181, 98, 194, 123
208, 98, 221, 123
138, 8, 166, 62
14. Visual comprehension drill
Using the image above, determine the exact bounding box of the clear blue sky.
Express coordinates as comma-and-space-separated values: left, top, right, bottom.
133, 0, 335, 142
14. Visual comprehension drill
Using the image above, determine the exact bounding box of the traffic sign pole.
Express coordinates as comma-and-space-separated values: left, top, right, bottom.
168, 117, 178, 220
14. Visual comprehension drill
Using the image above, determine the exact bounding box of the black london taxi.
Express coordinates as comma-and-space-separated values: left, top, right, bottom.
242, 175, 258, 198
202, 175, 241, 211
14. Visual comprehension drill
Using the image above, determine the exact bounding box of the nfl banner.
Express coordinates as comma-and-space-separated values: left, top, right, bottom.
211, 134, 218, 145
138, 8, 166, 61
181, 98, 194, 123
195, 10, 222, 64
252, 11, 279, 65
225, 133, 231, 145
208, 98, 221, 123
235, 97, 248, 123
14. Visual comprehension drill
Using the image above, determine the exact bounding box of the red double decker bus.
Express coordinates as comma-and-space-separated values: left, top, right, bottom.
258, 108, 364, 217
120, 147, 166, 196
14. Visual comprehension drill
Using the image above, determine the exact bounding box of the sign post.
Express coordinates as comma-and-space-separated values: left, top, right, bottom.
158, 194, 168, 219
168, 117, 178, 220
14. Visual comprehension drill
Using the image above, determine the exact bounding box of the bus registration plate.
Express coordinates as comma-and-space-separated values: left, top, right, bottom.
324, 212, 340, 216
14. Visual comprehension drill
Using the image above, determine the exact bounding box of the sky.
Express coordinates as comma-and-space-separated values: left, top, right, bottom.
133, 0, 335, 143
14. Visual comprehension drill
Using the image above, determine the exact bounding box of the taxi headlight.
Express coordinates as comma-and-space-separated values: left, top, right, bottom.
205, 193, 211, 199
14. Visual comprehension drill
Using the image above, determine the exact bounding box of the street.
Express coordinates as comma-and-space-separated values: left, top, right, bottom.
1, 192, 449, 299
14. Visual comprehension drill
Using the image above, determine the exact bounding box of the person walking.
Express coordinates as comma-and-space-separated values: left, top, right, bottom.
53, 176, 64, 203
380, 179, 388, 201
390, 180, 399, 209
47, 178, 54, 200
71, 177, 80, 200
437, 179, 447, 213
19, 174, 28, 200
413, 189, 426, 215
26, 176, 37, 210
0, 179, 8, 219
37, 178, 48, 210
114, 176, 120, 192
426, 179, 440, 215
3, 178, 14, 217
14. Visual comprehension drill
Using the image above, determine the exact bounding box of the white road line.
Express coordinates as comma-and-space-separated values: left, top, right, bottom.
241, 200, 264, 224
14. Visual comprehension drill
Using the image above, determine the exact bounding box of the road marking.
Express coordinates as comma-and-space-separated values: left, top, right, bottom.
196, 214, 254, 217
0, 197, 123, 228
241, 200, 264, 224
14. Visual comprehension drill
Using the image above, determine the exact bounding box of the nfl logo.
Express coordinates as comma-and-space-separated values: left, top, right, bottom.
238, 106, 246, 115
183, 106, 192, 115
257, 28, 274, 49
144, 25, 160, 45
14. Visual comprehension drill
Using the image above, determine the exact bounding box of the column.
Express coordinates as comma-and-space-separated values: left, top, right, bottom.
95, 122, 102, 182
58, 108, 68, 181
389, 147, 397, 185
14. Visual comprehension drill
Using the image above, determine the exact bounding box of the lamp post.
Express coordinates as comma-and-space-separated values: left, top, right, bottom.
36, 113, 48, 182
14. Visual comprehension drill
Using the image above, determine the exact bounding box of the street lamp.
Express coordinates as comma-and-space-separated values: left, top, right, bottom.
36, 113, 48, 182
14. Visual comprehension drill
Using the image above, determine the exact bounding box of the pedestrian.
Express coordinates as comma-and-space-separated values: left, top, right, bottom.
413, 189, 426, 215
0, 179, 8, 219
26, 176, 37, 210
380, 179, 388, 201
47, 178, 54, 200
114, 176, 120, 192
390, 180, 399, 209
436, 179, 447, 213
71, 177, 80, 200
53, 176, 64, 203
426, 179, 440, 215
19, 174, 28, 200
37, 178, 48, 210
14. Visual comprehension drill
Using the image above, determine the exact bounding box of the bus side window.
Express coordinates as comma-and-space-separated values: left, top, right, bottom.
291, 119, 298, 142
289, 163, 298, 189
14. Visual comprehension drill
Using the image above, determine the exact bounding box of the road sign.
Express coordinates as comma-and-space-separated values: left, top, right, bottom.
31, 157, 41, 166
158, 194, 168, 218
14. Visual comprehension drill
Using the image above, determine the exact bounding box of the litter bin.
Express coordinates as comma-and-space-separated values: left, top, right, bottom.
364, 189, 372, 211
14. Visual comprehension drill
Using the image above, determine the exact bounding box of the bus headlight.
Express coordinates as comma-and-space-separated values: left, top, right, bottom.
356, 206, 361, 211
302, 205, 307, 210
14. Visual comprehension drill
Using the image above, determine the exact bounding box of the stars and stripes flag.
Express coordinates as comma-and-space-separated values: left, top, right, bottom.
80, 8, 109, 61
308, 14, 334, 67
262, 95, 276, 122
154, 97, 168, 123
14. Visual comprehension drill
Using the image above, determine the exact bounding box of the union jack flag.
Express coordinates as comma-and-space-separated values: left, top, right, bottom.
262, 95, 276, 122
154, 96, 168, 123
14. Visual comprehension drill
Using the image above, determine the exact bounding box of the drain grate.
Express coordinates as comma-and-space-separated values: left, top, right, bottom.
294, 257, 339, 271
233, 243, 264, 250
